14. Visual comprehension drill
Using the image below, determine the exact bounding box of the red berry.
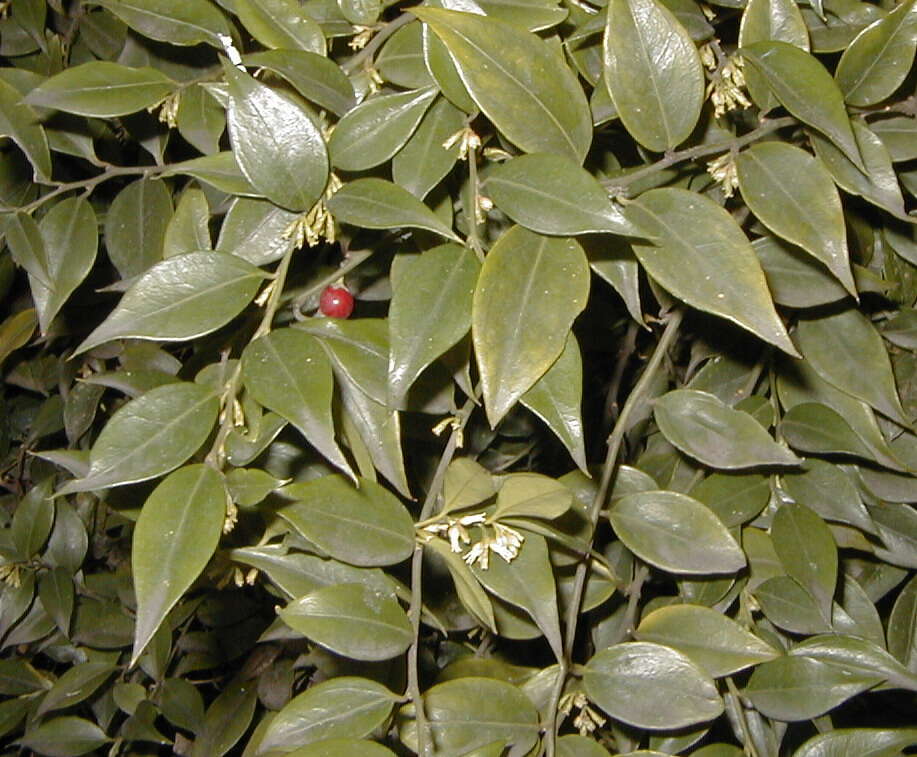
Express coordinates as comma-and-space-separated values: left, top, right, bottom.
319, 285, 354, 319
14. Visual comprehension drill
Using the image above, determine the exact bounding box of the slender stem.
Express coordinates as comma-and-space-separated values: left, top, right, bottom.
602, 117, 796, 197
725, 677, 762, 757
407, 395, 477, 757
543, 308, 683, 755
342, 12, 413, 74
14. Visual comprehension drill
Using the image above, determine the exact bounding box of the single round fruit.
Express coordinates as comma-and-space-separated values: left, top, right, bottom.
319, 285, 354, 319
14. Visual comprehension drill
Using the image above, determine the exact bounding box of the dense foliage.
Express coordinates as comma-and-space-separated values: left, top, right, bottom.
0, 0, 916, 755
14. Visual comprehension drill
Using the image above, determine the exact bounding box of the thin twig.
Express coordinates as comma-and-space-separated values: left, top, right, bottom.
543, 308, 683, 755
602, 117, 796, 197
408, 395, 478, 757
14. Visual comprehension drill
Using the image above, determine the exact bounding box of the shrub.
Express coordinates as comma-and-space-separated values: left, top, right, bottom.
0, 0, 915, 755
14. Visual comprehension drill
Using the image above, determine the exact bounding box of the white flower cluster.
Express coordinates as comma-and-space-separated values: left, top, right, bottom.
701, 44, 752, 118
421, 512, 525, 569
707, 152, 740, 198
559, 692, 607, 736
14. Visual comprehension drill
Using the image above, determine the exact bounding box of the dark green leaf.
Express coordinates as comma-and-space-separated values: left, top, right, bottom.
772, 502, 837, 618
18, 716, 110, 757
103, 177, 173, 279
96, 0, 230, 47
753, 234, 849, 308
583, 642, 724, 729
36, 663, 117, 717
392, 96, 464, 199
780, 460, 875, 533
235, 0, 326, 53
243, 50, 355, 117
794, 728, 917, 757
0, 77, 50, 181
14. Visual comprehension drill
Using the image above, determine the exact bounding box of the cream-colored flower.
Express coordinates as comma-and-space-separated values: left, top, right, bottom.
707, 152, 739, 198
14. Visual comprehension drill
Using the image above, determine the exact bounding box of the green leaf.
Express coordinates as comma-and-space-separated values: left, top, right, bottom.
95, 0, 230, 47
160, 152, 260, 197
38, 567, 74, 636
636, 605, 779, 677
603, 0, 705, 152
25, 62, 176, 118
103, 177, 173, 279
690, 472, 771, 527
328, 178, 461, 242
780, 460, 875, 533
654, 389, 801, 469
441, 457, 497, 515
738, 0, 809, 112
623, 188, 798, 356
328, 86, 437, 171
217, 196, 300, 266
56, 382, 219, 495
163, 188, 211, 258
0, 308, 37, 368
413, 7, 592, 163
557, 735, 612, 757
130, 464, 225, 665
772, 502, 837, 618
280, 583, 413, 661
243, 50, 355, 117
241, 328, 354, 479
427, 538, 497, 631
285, 741, 397, 757
10, 477, 53, 562
28, 197, 98, 334
235, 0, 326, 54
610, 490, 746, 574
388, 244, 479, 406
794, 728, 917, 757
753, 234, 849, 309
780, 402, 891, 465
225, 63, 329, 213
583, 642, 724, 729
473, 226, 590, 426
471, 532, 563, 659
475, 0, 568, 31
377, 22, 435, 88
888, 575, 917, 672
736, 143, 855, 295
392, 96, 464, 199
279, 475, 415, 567
871, 116, 917, 162
74, 251, 266, 356
835, 0, 917, 106
484, 153, 637, 236
493, 473, 572, 520
740, 41, 865, 170
407, 677, 539, 754
176, 83, 225, 155
790, 634, 917, 690
795, 308, 910, 426
744, 656, 882, 720
35, 662, 117, 718
422, 23, 476, 113
18, 716, 110, 756
258, 677, 398, 752
192, 679, 258, 757
0, 77, 50, 181
520, 333, 588, 473
755, 576, 833, 634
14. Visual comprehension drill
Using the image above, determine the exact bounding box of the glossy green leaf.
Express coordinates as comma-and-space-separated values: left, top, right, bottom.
18, 716, 110, 756
781, 460, 874, 533
217, 196, 299, 266
414, 7, 592, 162
756, 576, 831, 634
56, 382, 219, 495
584, 642, 724, 729
280, 583, 412, 661
635, 604, 779, 677
176, 83, 225, 155
103, 177, 173, 279
871, 116, 917, 162
243, 50, 355, 117
690, 472, 770, 527
623, 188, 798, 356
328, 178, 461, 242
610, 491, 746, 574
738, 0, 809, 112
25, 62, 176, 117
473, 226, 590, 426
329, 86, 437, 171
780, 402, 891, 465
744, 656, 882, 720
377, 22, 435, 88
603, 0, 704, 152
225, 467, 284, 506
493, 473, 572, 521
95, 0, 229, 47
36, 662, 117, 718
772, 502, 837, 618
258, 676, 398, 752
794, 728, 917, 757
471, 532, 563, 659
740, 41, 865, 170
655, 389, 801, 469
163, 188, 211, 259
409, 677, 539, 754
74, 251, 266, 356
484, 153, 636, 236
795, 308, 909, 426
557, 735, 611, 757
192, 679, 258, 757
131, 464, 225, 666
160, 152, 260, 197
225, 63, 329, 213
427, 538, 497, 631
241, 328, 353, 479
279, 475, 415, 567
809, 120, 909, 220
0, 308, 37, 368
388, 244, 478, 405
0, 77, 50, 181
790, 634, 917, 690
753, 234, 848, 308
422, 23, 476, 113
888, 575, 917, 672
38, 567, 73, 635
520, 333, 588, 472
835, 0, 917, 106
392, 96, 464, 199
285, 741, 397, 757
736, 143, 855, 295
235, 0, 326, 54
441, 457, 497, 515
